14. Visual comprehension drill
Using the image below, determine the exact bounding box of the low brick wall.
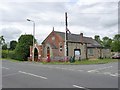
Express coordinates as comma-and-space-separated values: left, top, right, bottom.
28, 56, 70, 62
41, 56, 70, 62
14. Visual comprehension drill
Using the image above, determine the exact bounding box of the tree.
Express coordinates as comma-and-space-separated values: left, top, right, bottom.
15, 34, 36, 61
0, 36, 5, 46
10, 40, 17, 50
102, 37, 112, 48
2, 44, 7, 50
94, 35, 102, 45
111, 34, 120, 52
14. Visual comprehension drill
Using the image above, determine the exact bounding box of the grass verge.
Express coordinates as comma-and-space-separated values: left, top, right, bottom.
1, 58, 118, 65
1, 58, 22, 62
42, 59, 118, 65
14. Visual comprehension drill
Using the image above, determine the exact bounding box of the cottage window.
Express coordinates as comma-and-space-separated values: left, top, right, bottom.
88, 49, 94, 56
59, 43, 62, 52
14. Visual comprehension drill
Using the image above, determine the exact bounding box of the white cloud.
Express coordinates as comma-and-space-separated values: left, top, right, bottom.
1, 0, 71, 3
0, 0, 118, 43
0, 27, 22, 42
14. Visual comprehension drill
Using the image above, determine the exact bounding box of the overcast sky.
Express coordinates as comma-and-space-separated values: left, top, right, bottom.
0, 0, 119, 44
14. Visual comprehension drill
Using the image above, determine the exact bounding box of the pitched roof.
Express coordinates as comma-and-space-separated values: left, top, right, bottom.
55, 31, 102, 48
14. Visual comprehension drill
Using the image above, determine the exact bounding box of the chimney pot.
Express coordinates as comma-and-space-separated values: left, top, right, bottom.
80, 33, 83, 43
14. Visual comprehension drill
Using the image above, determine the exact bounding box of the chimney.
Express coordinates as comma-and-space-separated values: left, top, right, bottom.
52, 27, 54, 31
80, 33, 83, 43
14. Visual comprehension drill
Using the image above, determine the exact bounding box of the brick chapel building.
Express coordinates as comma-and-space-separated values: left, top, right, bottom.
29, 29, 111, 61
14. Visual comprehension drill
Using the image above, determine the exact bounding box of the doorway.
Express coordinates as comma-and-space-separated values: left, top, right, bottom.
74, 49, 81, 60
47, 47, 50, 56
34, 48, 38, 61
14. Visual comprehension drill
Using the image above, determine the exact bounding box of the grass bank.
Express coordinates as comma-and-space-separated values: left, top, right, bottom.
1, 58, 118, 65
1, 58, 22, 62
42, 59, 118, 65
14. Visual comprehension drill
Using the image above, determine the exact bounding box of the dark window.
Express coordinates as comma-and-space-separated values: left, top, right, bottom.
59, 43, 62, 52
47, 47, 50, 55
88, 49, 94, 56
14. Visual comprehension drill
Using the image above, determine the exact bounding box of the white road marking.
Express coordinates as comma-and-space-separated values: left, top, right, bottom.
73, 85, 90, 90
18, 71, 47, 79
103, 72, 118, 77
73, 85, 85, 88
2, 67, 9, 70
87, 70, 99, 73
87, 66, 113, 72
109, 73, 118, 77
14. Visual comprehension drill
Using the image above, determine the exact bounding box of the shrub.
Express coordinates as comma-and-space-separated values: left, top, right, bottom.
2, 50, 16, 60
8, 51, 16, 59
2, 50, 8, 58
14, 34, 36, 61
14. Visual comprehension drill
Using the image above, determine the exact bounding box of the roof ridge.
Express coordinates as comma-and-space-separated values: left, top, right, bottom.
54, 31, 94, 39
54, 31, 65, 33
83, 36, 93, 39
42, 30, 102, 48
55, 31, 80, 36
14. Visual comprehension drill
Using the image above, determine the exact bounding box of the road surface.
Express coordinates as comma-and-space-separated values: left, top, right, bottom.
2, 59, 119, 89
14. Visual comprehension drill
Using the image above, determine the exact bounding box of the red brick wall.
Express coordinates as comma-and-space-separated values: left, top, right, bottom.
29, 44, 42, 61
42, 31, 64, 58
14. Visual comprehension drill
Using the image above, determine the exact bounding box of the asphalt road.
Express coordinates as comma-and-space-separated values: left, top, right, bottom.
2, 60, 119, 89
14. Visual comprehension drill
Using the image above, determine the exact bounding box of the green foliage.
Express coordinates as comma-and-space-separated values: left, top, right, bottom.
111, 34, 120, 52
10, 40, 17, 50
113, 34, 120, 41
2, 50, 8, 58
0, 36, 5, 45
14, 34, 36, 61
8, 50, 16, 59
2, 44, 7, 50
102, 37, 112, 48
94, 34, 120, 52
42, 59, 117, 65
2, 50, 16, 59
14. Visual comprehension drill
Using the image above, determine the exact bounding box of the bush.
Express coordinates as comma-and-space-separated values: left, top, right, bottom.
2, 50, 16, 60
2, 50, 8, 58
14, 34, 35, 61
8, 51, 16, 59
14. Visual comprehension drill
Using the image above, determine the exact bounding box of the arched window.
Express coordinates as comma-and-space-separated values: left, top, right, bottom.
34, 48, 38, 58
47, 47, 50, 55
59, 42, 63, 52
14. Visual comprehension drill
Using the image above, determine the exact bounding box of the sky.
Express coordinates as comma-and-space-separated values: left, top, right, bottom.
0, 0, 119, 44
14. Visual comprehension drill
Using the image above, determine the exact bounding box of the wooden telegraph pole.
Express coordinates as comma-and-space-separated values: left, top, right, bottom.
65, 12, 69, 59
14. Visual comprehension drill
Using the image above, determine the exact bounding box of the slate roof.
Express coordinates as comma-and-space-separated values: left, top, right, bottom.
55, 31, 102, 48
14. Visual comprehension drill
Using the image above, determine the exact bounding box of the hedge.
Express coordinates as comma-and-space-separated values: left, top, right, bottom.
2, 50, 16, 59
2, 50, 8, 58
